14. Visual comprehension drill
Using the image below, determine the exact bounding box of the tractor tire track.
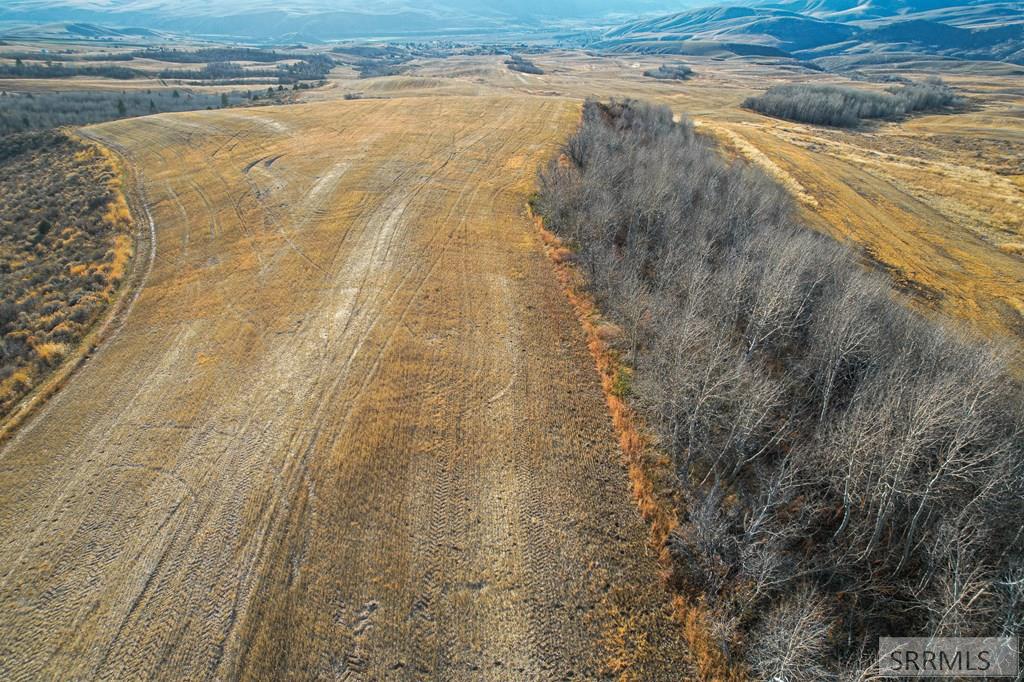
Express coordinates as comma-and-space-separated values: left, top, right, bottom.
0, 96, 687, 680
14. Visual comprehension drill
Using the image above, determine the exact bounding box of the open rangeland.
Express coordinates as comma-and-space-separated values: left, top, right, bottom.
8, 48, 1024, 346
329, 52, 1024, 347
0, 96, 685, 679
2, 39, 1023, 681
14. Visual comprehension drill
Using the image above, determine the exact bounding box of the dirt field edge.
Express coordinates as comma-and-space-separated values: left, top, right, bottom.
530, 205, 748, 680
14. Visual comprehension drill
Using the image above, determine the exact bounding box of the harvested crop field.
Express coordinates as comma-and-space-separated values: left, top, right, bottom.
0, 96, 685, 679
357, 53, 1024, 348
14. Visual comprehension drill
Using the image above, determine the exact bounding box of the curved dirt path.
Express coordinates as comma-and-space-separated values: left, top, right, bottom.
0, 96, 683, 679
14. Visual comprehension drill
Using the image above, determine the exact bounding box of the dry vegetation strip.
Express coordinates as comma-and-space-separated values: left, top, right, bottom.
0, 129, 134, 420
0, 89, 252, 135
0, 97, 686, 679
535, 99, 1024, 680
533, 213, 742, 681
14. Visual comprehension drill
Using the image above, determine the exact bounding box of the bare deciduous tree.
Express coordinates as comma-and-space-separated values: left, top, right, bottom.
536, 99, 1023, 676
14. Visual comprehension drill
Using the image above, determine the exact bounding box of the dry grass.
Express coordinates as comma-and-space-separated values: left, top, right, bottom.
536, 213, 746, 681
727, 117, 1024, 342
677, 597, 746, 682
536, 218, 678, 558
335, 51, 1024, 351
31, 341, 67, 364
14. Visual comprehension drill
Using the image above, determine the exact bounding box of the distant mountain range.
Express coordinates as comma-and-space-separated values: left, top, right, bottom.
1, 0, 1020, 66
598, 0, 1024, 65
0, 0, 695, 42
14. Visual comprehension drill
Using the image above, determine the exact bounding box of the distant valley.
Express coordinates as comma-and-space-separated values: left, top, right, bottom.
2, 0, 1021, 71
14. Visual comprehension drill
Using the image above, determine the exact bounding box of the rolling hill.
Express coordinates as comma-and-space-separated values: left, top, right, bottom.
764, 0, 1024, 26
596, 1, 1024, 64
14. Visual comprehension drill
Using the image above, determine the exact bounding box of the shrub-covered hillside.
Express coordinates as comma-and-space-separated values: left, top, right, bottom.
0, 130, 133, 416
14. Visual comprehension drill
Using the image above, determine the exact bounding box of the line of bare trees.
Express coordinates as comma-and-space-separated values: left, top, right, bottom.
0, 51, 134, 62
535, 99, 1023, 680
744, 77, 963, 127
0, 90, 248, 134
157, 54, 334, 85
0, 60, 138, 80
643, 63, 693, 80
506, 54, 544, 75
133, 47, 300, 63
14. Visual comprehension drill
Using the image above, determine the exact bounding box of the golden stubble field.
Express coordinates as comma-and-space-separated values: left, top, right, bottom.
0, 97, 685, 678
